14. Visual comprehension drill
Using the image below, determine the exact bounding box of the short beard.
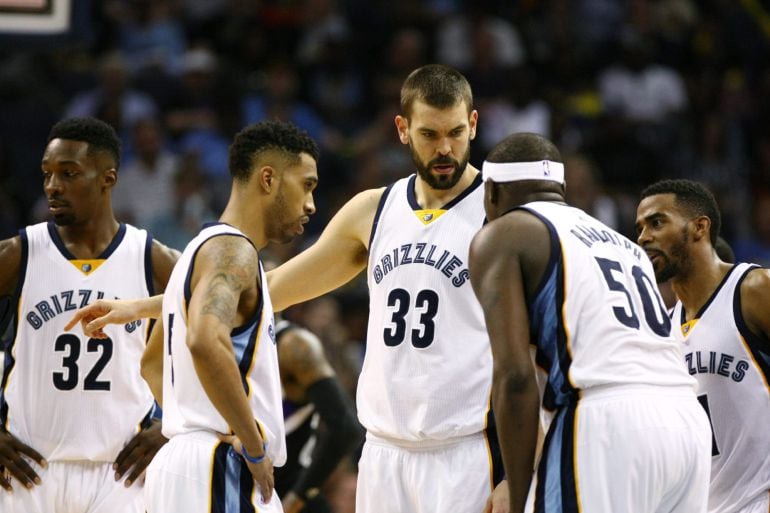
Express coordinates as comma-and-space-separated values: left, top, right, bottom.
654, 227, 690, 283
52, 213, 76, 226
410, 144, 470, 190
265, 185, 297, 244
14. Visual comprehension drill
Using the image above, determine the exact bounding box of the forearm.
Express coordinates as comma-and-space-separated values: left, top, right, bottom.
136, 295, 164, 319
190, 333, 264, 454
268, 257, 363, 312
495, 373, 539, 513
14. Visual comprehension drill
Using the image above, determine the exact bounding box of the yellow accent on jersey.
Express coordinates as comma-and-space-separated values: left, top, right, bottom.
69, 259, 106, 275
681, 319, 698, 336
414, 209, 447, 225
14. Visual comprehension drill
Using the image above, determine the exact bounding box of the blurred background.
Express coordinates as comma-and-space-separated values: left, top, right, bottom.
2, 1, 769, 510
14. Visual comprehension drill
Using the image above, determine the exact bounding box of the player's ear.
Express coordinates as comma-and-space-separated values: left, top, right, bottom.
468, 110, 478, 140
691, 215, 711, 242
103, 168, 117, 190
485, 180, 498, 205
395, 115, 409, 145
259, 166, 275, 193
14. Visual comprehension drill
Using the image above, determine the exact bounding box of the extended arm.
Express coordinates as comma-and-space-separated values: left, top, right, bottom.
469, 217, 541, 513
64, 295, 164, 338
278, 327, 363, 512
268, 189, 382, 312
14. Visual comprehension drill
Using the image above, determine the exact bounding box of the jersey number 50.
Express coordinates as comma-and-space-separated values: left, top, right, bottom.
595, 257, 671, 336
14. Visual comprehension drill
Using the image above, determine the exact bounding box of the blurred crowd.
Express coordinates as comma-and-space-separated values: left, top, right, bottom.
2, 1, 770, 509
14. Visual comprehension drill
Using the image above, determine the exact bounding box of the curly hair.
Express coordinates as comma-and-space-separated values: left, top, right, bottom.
47, 117, 121, 168
228, 120, 319, 182
640, 179, 721, 244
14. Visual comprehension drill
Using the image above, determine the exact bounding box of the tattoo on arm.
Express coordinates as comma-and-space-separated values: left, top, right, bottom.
199, 237, 257, 328
201, 272, 241, 326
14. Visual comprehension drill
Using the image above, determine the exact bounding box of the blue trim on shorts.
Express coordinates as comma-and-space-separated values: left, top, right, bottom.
212, 442, 229, 512
213, 444, 257, 513
534, 402, 579, 513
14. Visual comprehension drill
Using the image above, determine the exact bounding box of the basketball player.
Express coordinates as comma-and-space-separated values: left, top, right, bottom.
0, 117, 179, 512
140, 120, 319, 512
66, 283, 362, 513
274, 320, 362, 513
65, 65, 509, 512
470, 133, 711, 512
268, 64, 508, 513
637, 179, 770, 513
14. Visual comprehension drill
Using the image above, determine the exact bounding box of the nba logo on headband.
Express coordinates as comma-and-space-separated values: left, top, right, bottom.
482, 160, 565, 184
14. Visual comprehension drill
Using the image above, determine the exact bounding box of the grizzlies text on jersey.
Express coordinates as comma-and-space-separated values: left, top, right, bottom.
1, 222, 155, 462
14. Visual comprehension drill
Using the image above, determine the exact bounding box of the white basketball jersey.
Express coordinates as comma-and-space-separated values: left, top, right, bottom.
520, 202, 695, 412
671, 263, 770, 513
1, 222, 155, 462
161, 223, 286, 466
363, 174, 492, 442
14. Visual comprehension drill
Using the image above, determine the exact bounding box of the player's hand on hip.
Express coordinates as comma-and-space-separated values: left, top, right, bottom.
0, 429, 47, 491
113, 420, 167, 487
64, 298, 138, 339
483, 480, 511, 513
218, 432, 275, 503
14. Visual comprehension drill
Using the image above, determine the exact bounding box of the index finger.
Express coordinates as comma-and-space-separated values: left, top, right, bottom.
63, 307, 92, 332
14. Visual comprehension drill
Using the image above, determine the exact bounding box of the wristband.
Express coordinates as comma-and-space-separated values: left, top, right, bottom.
241, 442, 267, 464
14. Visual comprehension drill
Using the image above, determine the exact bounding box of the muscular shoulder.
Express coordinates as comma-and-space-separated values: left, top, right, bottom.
471, 210, 549, 261
150, 239, 180, 293
470, 210, 551, 297
195, 234, 259, 288
0, 235, 22, 296
740, 267, 770, 303
740, 267, 770, 340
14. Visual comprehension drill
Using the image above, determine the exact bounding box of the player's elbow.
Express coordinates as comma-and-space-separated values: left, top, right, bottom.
186, 324, 227, 359
493, 362, 536, 395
